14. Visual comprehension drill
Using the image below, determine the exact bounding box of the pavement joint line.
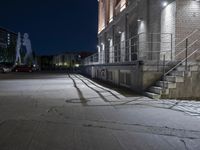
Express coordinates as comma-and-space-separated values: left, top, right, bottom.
81, 101, 200, 117
119, 97, 144, 105
71, 75, 110, 102
68, 74, 88, 106
76, 74, 121, 99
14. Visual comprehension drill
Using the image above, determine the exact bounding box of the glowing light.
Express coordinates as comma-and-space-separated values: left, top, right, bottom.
162, 2, 168, 7
75, 64, 80, 67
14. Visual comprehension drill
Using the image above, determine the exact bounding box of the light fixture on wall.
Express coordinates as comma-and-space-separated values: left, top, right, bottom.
118, 31, 122, 34
162, 1, 168, 7
137, 18, 142, 22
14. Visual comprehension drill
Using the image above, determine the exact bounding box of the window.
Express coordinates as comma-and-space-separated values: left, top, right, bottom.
115, 0, 121, 6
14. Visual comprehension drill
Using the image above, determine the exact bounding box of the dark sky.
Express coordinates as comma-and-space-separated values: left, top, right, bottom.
0, 0, 98, 55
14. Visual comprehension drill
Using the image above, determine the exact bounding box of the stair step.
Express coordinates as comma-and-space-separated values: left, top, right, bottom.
165, 76, 184, 83
149, 86, 163, 95
179, 64, 199, 71
190, 65, 199, 71
170, 71, 185, 77
145, 92, 161, 99
156, 81, 176, 89
175, 66, 186, 71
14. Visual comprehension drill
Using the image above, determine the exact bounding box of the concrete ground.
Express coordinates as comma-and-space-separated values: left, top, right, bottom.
0, 72, 200, 150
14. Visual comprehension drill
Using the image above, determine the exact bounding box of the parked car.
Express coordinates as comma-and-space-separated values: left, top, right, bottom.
31, 64, 40, 72
13, 65, 33, 72
0, 65, 4, 73
0, 62, 13, 73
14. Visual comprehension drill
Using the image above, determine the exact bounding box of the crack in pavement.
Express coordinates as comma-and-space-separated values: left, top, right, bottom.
39, 107, 200, 141
180, 139, 189, 150
0, 120, 5, 127
80, 121, 200, 140
168, 101, 180, 109
2, 119, 200, 141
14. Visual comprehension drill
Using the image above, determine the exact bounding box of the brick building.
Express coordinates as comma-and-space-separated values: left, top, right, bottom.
84, 0, 200, 99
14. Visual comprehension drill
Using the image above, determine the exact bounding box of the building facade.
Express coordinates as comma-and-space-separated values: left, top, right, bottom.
53, 52, 81, 69
52, 52, 94, 70
84, 0, 200, 99
97, 0, 200, 64
0, 27, 17, 63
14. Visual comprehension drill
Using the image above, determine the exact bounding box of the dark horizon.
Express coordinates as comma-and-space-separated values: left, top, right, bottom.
0, 0, 98, 55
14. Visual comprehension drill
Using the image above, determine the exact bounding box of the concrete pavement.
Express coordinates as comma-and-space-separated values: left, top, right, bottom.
0, 73, 200, 150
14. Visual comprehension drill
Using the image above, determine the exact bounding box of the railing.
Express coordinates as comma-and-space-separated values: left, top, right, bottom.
98, 32, 174, 68
85, 29, 200, 82
83, 53, 98, 66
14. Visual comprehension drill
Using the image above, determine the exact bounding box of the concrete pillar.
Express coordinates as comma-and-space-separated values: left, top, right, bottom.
98, 0, 106, 32
109, 0, 114, 22
120, 32, 126, 62
109, 39, 114, 63
161, 1, 176, 61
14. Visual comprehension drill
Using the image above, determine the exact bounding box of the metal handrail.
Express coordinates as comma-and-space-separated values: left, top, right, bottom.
175, 29, 199, 47
161, 30, 200, 90
165, 39, 199, 66
164, 48, 200, 76
175, 39, 198, 57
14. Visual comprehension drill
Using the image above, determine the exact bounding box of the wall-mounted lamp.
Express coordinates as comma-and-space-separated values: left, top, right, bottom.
137, 19, 142, 22
162, 1, 168, 7
118, 31, 122, 34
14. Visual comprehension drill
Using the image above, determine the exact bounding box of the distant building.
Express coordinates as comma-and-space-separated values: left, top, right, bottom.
53, 52, 94, 69
36, 55, 54, 71
0, 27, 17, 63
0, 27, 17, 48
38, 51, 94, 71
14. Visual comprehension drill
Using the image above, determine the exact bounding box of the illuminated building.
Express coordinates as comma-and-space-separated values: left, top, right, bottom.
84, 0, 200, 99
0, 27, 17, 62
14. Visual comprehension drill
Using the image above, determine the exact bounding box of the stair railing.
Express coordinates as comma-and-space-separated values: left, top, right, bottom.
162, 28, 200, 91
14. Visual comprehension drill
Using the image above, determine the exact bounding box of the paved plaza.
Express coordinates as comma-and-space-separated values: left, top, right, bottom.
0, 73, 200, 150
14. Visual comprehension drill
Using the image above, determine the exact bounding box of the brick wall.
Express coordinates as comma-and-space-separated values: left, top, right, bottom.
176, 0, 200, 61
176, 0, 200, 42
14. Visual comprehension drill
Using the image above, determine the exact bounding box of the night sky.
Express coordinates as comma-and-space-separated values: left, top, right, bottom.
0, 0, 98, 55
